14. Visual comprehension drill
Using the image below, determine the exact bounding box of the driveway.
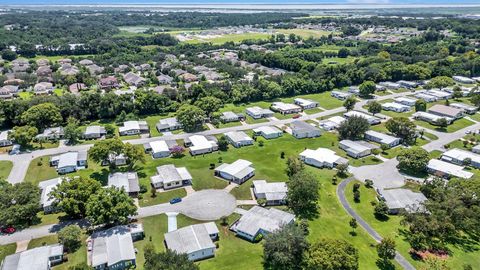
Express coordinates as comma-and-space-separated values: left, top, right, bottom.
349, 159, 406, 189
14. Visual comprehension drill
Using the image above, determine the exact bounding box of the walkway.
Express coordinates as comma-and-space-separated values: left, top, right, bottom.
337, 178, 416, 270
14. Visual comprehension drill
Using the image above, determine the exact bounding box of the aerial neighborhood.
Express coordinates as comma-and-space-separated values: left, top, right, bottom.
1, 6, 480, 270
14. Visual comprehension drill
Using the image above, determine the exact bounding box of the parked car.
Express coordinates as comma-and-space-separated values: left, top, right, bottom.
9, 144, 20, 155
169, 197, 182, 204
1, 226, 16, 234
292, 114, 301, 119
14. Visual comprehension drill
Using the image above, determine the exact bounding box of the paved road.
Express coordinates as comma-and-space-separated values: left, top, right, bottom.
337, 178, 416, 270
349, 159, 406, 189
421, 121, 480, 152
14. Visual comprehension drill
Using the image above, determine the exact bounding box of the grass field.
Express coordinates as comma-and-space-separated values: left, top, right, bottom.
0, 160, 13, 181
139, 187, 187, 207
277, 29, 334, 38
0, 243, 16, 263
184, 33, 271, 45
28, 235, 59, 249
415, 117, 475, 133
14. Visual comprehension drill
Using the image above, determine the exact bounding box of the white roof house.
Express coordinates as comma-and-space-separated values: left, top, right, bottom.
36, 127, 64, 140
149, 140, 171, 159
83, 125, 106, 139
394, 97, 417, 106
331, 90, 352, 100
108, 172, 140, 195
150, 164, 192, 189
0, 130, 12, 147
441, 148, 480, 169
50, 151, 87, 174
379, 81, 401, 89
231, 206, 295, 242
290, 121, 322, 139
118, 121, 148, 136
339, 140, 377, 158
187, 135, 218, 155
449, 103, 477, 114
415, 93, 437, 102
378, 188, 427, 214
252, 126, 283, 139
164, 222, 218, 261
224, 131, 253, 147
294, 98, 318, 109
425, 89, 452, 100
38, 177, 63, 214
427, 159, 473, 179
364, 130, 401, 147
90, 224, 144, 269
1, 244, 64, 270
270, 102, 302, 114
214, 159, 255, 184
245, 106, 274, 119
319, 116, 346, 131
343, 111, 380, 125
252, 180, 288, 205
412, 111, 454, 125
299, 148, 348, 168
453, 75, 476, 84
220, 111, 244, 122
156, 117, 182, 132
382, 102, 410, 112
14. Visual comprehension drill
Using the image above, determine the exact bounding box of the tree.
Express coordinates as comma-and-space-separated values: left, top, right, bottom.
349, 218, 357, 234
286, 156, 305, 178
338, 115, 370, 140
436, 118, 448, 129
353, 190, 360, 202
263, 224, 308, 270
359, 81, 376, 98
287, 170, 319, 219
68, 263, 90, 270
336, 163, 349, 176
21, 103, 63, 130
397, 147, 429, 174
218, 135, 229, 151
385, 117, 417, 145
420, 255, 451, 270
144, 248, 199, 270
374, 201, 389, 220
343, 96, 356, 111
176, 104, 206, 132
367, 101, 382, 116
88, 138, 125, 167
8, 125, 38, 147
377, 237, 396, 265
86, 187, 137, 226
452, 86, 463, 99
63, 117, 82, 145
0, 182, 40, 228
470, 93, 480, 107
426, 76, 454, 89
50, 177, 101, 218
194, 96, 222, 117
170, 145, 185, 158
124, 142, 146, 167
305, 238, 359, 270
58, 225, 82, 252
415, 99, 427, 112
1, 49, 17, 61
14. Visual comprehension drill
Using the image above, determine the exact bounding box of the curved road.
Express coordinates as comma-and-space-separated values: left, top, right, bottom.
337, 178, 416, 270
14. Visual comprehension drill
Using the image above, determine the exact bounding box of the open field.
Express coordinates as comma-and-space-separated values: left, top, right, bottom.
277, 29, 334, 38
0, 161, 13, 181
184, 32, 271, 45
0, 243, 16, 263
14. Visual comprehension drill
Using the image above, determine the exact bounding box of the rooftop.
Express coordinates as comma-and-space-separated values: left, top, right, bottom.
151, 164, 192, 185
164, 222, 218, 255
108, 172, 140, 193
232, 206, 295, 237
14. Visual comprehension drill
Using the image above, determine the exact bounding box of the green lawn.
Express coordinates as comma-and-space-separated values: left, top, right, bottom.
0, 160, 13, 181
414, 117, 475, 133
184, 33, 271, 45
277, 29, 333, 38
24, 156, 59, 184
139, 188, 187, 207
349, 155, 383, 167
345, 180, 480, 269
28, 235, 59, 249
0, 243, 16, 262
303, 107, 324, 115
217, 121, 243, 129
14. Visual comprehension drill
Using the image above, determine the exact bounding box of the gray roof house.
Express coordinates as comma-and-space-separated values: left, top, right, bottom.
90, 224, 144, 270
224, 131, 254, 148
0, 244, 64, 270
245, 106, 274, 119
364, 130, 401, 147
290, 121, 321, 139
108, 172, 140, 196
214, 159, 255, 184
377, 188, 427, 214
299, 148, 348, 169
83, 125, 106, 139
252, 126, 283, 139
231, 206, 295, 242
49, 151, 88, 174
164, 222, 219, 261
150, 164, 192, 190
220, 111, 244, 123
156, 117, 182, 132
118, 121, 149, 136
339, 140, 378, 158
252, 180, 288, 205
36, 127, 64, 140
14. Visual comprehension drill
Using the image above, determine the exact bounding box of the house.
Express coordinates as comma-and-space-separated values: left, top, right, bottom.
185, 135, 218, 156
343, 111, 381, 125
472, 144, 480, 154
299, 148, 348, 168
99, 76, 120, 90
394, 97, 417, 106
415, 93, 437, 102
33, 82, 54, 95
412, 112, 454, 125
450, 103, 477, 114
36, 65, 52, 77
290, 121, 322, 139
108, 172, 140, 196
381, 102, 410, 112
364, 130, 401, 147
118, 121, 149, 136
425, 89, 452, 100
83, 125, 106, 139
0, 130, 12, 147
1, 244, 64, 270
79, 59, 93, 66
150, 164, 192, 190
156, 117, 182, 132
231, 206, 295, 242
318, 116, 346, 131
441, 148, 480, 169
224, 131, 254, 148
68, 83, 86, 95
50, 151, 88, 174
453, 75, 475, 84
179, 73, 198, 82
38, 177, 63, 213
36, 127, 64, 140
220, 111, 244, 123
149, 140, 171, 159
164, 222, 218, 261
427, 159, 474, 179
331, 90, 352, 100
253, 180, 288, 205
157, 74, 173, 84
270, 102, 302, 115
214, 159, 255, 184
252, 126, 283, 139
245, 106, 274, 119
294, 98, 318, 109
379, 81, 401, 90
397, 80, 418, 89
106, 154, 127, 167
90, 224, 144, 270
348, 86, 360, 95
428, 104, 463, 119
0, 85, 19, 99
339, 140, 378, 158
123, 72, 146, 87
377, 188, 427, 214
